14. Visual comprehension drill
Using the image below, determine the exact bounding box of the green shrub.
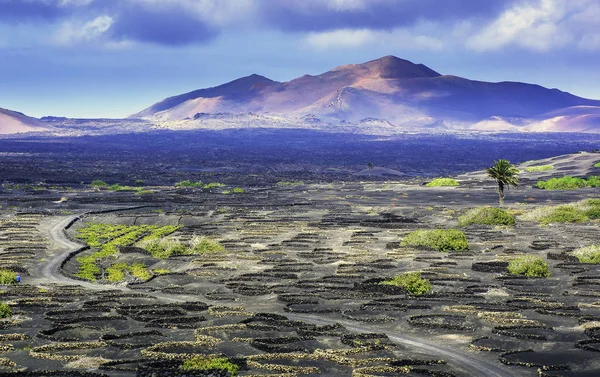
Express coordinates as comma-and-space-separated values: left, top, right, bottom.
180, 356, 238, 376
0, 270, 17, 285
535, 176, 589, 190
458, 207, 515, 226
107, 184, 139, 192
380, 272, 432, 295
137, 238, 187, 259
538, 206, 588, 225
233, 187, 244, 193
0, 302, 11, 318
203, 182, 225, 189
426, 178, 459, 187
401, 229, 469, 252
572, 245, 600, 264
190, 237, 225, 254
507, 255, 550, 277
525, 165, 553, 172
90, 180, 108, 187
587, 176, 600, 188
594, 162, 600, 168
106, 263, 152, 282
175, 180, 203, 188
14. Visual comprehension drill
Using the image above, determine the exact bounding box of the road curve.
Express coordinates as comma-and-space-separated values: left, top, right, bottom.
285, 313, 515, 377
38, 215, 516, 377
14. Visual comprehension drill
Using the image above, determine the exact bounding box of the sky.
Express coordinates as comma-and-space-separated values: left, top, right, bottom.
1, 0, 599, 118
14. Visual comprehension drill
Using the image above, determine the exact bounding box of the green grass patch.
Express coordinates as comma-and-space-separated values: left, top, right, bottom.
572, 245, 600, 264
426, 178, 459, 187
379, 272, 432, 295
535, 176, 599, 190
401, 229, 469, 252
75, 223, 181, 281
232, 187, 244, 193
594, 162, 600, 168
507, 255, 550, 277
106, 263, 152, 282
0, 270, 17, 285
180, 356, 238, 376
525, 165, 553, 172
458, 207, 515, 226
0, 302, 11, 318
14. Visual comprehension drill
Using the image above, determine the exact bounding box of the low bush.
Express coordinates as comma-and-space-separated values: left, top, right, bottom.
175, 180, 203, 188
594, 162, 600, 168
0, 270, 17, 285
507, 255, 550, 277
401, 229, 469, 252
572, 245, 600, 264
458, 207, 515, 226
535, 176, 591, 190
0, 303, 11, 318
90, 180, 108, 187
233, 187, 245, 193
426, 178, 459, 187
380, 272, 432, 295
180, 356, 238, 376
525, 165, 553, 172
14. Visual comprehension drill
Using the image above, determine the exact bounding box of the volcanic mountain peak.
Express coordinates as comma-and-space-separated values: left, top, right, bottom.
332, 55, 441, 79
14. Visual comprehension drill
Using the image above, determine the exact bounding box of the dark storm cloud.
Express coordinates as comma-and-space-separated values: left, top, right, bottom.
259, 0, 519, 31
0, 0, 66, 22
107, 4, 217, 46
0, 0, 522, 45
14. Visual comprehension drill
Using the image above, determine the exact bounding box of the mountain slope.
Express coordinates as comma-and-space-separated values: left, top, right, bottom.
0, 108, 52, 134
133, 56, 600, 131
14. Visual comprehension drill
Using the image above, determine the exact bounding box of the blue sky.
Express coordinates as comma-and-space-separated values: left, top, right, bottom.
1, 0, 599, 118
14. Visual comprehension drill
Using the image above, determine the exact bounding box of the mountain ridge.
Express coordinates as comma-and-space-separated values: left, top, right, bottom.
131, 55, 600, 132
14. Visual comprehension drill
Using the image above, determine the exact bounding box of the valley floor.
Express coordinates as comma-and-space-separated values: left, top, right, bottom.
0, 152, 598, 376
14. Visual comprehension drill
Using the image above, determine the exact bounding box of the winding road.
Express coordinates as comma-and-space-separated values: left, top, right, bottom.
36, 214, 516, 377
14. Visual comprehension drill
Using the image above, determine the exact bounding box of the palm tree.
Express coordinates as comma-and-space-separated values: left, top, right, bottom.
486, 159, 519, 205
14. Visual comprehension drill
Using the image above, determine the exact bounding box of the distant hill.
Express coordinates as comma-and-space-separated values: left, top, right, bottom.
132, 55, 600, 132
0, 108, 52, 134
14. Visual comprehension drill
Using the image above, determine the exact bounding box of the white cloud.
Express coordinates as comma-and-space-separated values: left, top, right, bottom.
326, 0, 368, 11
53, 15, 113, 46
58, 0, 95, 6
303, 28, 444, 51
467, 0, 600, 52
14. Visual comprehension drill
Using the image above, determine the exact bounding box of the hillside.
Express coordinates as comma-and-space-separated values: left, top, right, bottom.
0, 108, 52, 134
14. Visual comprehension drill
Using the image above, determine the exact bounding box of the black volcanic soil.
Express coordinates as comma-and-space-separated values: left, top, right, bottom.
0, 149, 597, 376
